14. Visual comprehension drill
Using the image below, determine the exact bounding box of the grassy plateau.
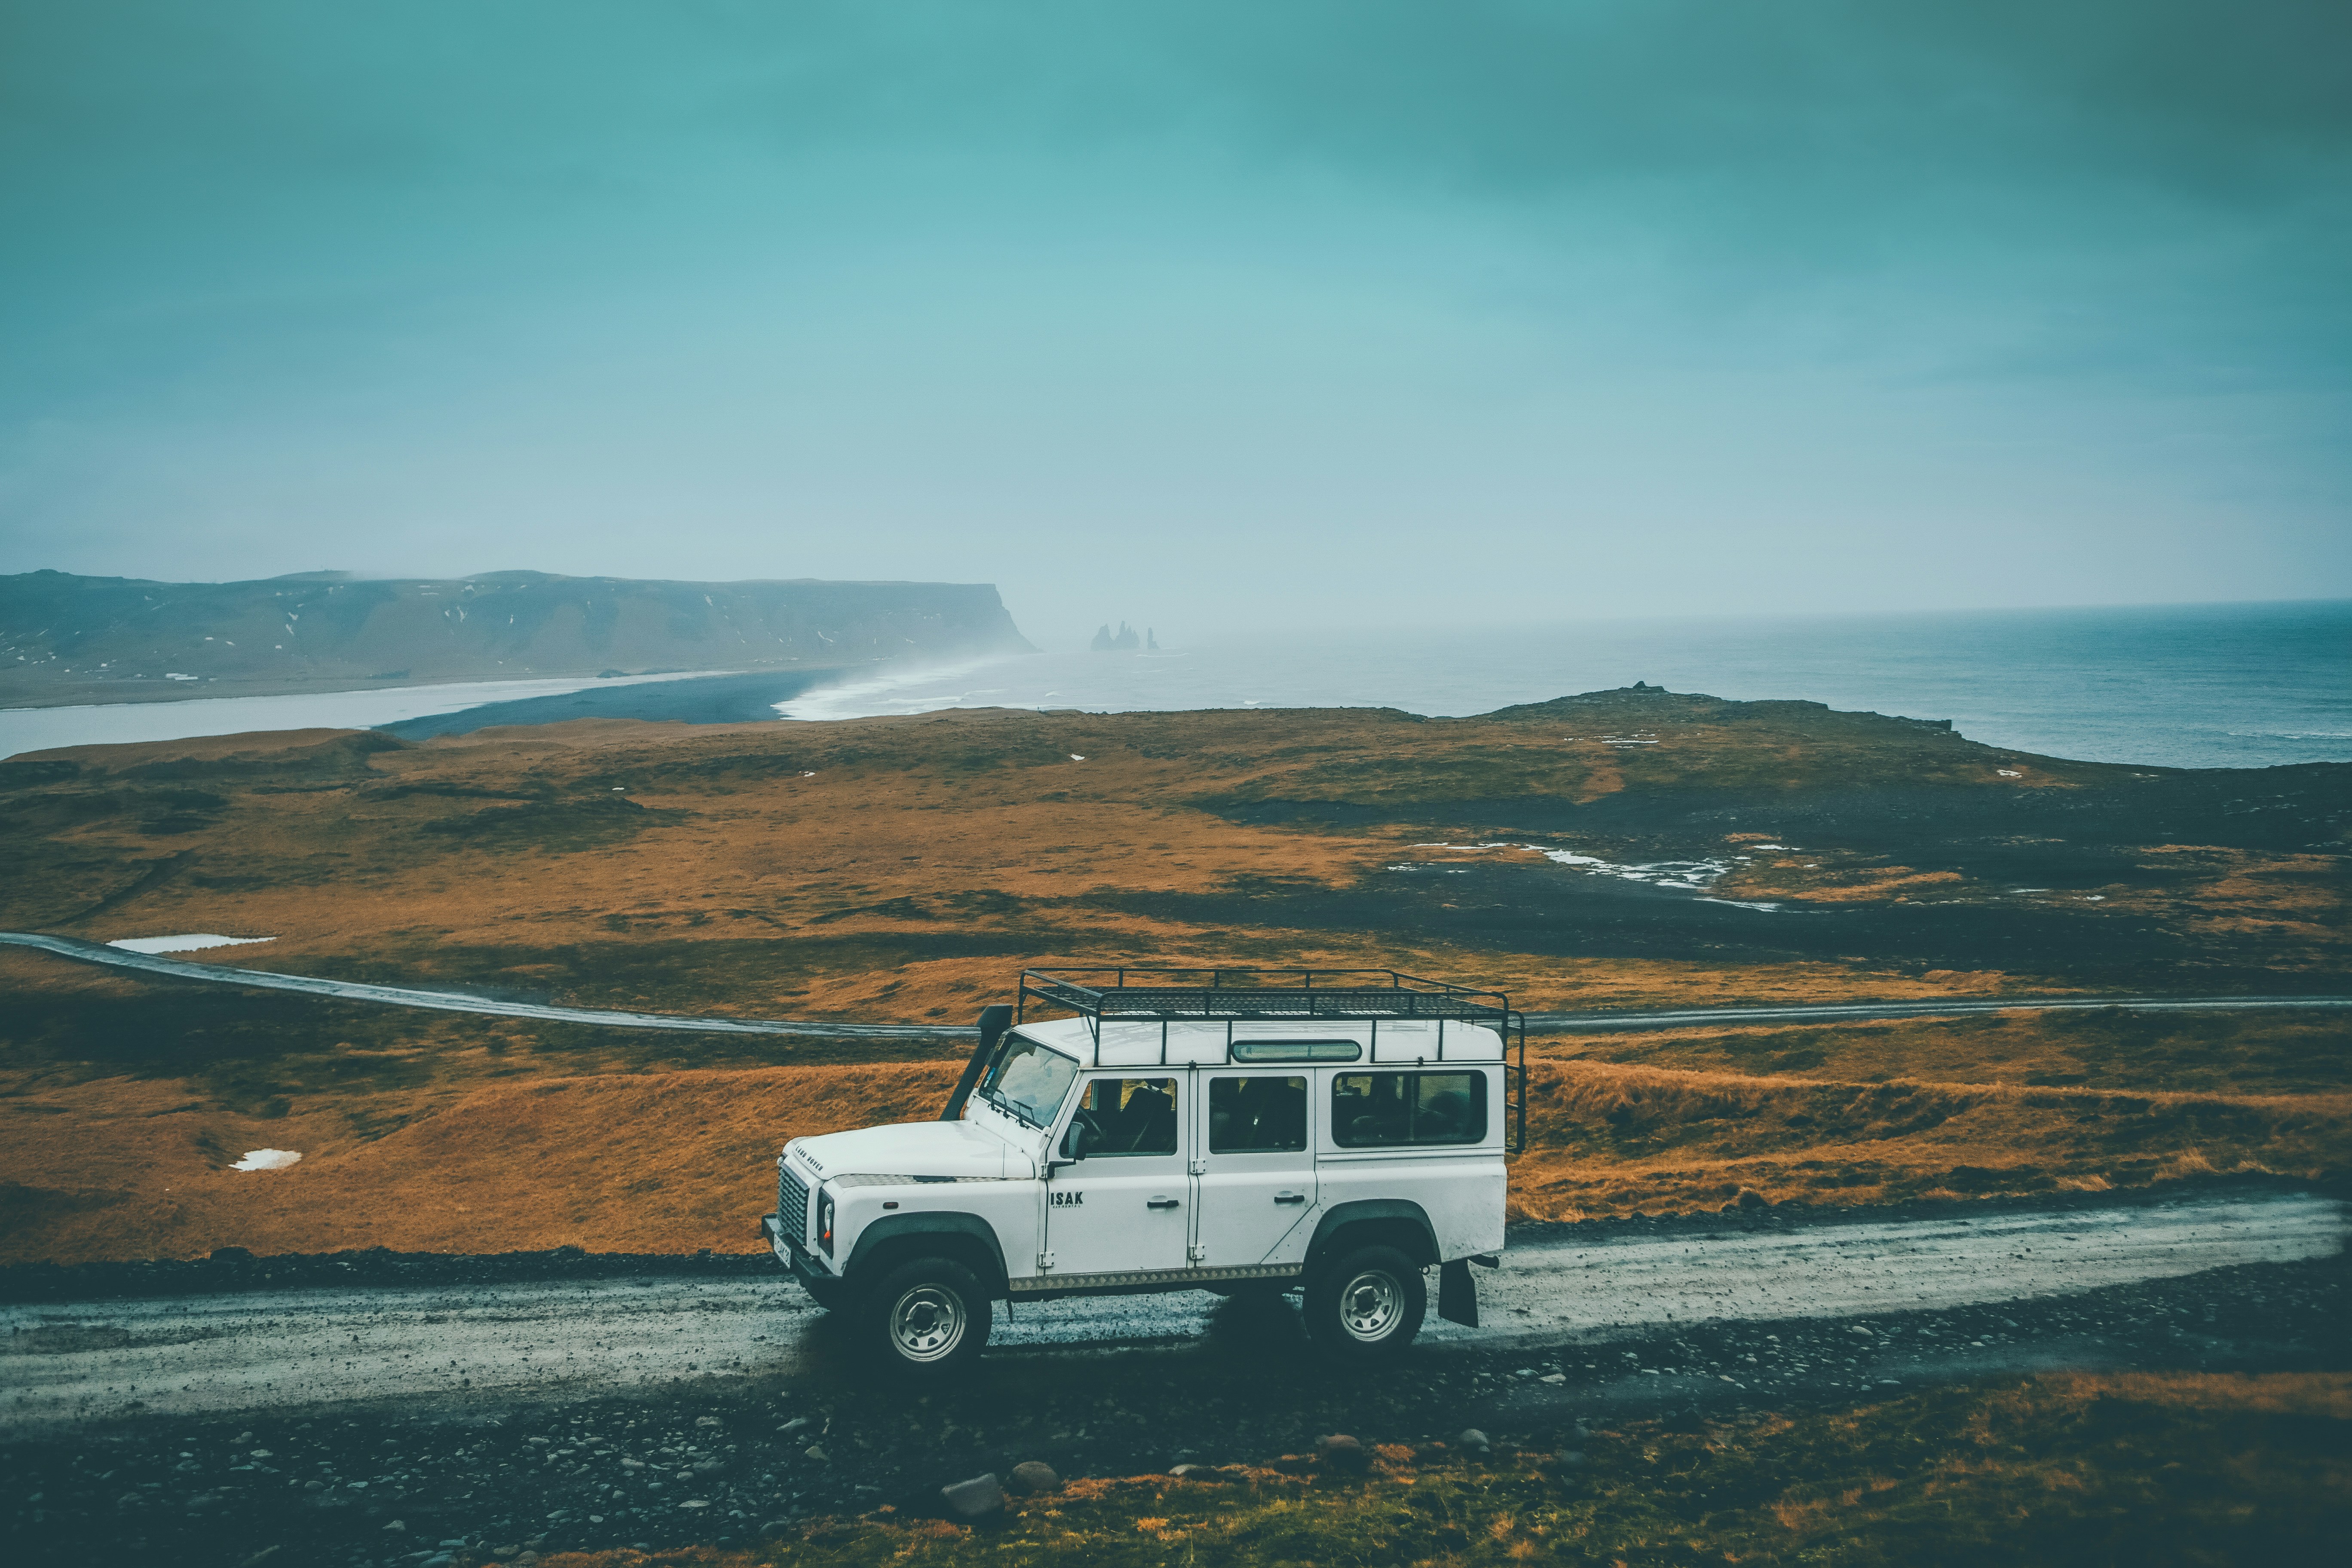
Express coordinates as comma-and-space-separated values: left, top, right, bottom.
0, 688, 2345, 1264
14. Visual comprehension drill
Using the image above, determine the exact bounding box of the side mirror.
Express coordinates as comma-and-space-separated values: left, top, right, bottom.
1059, 1121, 1090, 1163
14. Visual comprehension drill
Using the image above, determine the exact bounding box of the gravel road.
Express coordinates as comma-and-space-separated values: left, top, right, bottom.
7, 930, 2349, 1039
5, 1191, 2340, 1431
4, 1190, 2344, 1567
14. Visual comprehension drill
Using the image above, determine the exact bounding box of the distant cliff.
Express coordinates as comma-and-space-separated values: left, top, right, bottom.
0, 570, 1035, 706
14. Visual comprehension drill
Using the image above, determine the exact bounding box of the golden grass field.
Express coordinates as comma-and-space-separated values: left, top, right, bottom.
3, 957, 2343, 1265
1, 690, 2344, 1265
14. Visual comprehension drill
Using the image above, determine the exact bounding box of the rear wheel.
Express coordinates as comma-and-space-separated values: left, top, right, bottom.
864, 1256, 992, 1376
1304, 1243, 1425, 1360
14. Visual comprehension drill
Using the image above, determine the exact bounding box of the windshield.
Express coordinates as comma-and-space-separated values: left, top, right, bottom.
980, 1035, 1079, 1128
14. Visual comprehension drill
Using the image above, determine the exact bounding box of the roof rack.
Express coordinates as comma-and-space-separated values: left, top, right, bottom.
1020, 966, 1512, 1027
1018, 968, 1528, 1152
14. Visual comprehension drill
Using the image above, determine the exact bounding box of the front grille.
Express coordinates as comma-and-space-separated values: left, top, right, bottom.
777, 1161, 810, 1250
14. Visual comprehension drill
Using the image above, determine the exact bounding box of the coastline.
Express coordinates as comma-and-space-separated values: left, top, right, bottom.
0, 668, 746, 761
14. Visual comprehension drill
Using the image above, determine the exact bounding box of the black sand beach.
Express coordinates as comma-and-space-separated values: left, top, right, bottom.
378, 668, 851, 740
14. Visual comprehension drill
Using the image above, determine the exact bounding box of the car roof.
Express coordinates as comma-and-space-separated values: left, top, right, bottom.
1011, 1016, 1505, 1069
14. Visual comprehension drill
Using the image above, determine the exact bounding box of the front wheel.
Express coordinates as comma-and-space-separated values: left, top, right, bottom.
864, 1256, 992, 1376
1304, 1244, 1425, 1360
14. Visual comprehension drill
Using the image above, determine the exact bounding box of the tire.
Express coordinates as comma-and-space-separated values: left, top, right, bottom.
1304, 1243, 1425, 1360
863, 1256, 992, 1376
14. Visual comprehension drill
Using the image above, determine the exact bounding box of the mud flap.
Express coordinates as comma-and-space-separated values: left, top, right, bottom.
1438, 1258, 1479, 1328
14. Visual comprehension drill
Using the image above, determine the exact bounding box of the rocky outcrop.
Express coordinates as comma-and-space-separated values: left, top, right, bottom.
0, 570, 1034, 705
1090, 620, 1142, 652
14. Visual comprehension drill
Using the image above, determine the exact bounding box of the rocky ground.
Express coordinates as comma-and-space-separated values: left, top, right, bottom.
4, 1196, 2343, 1568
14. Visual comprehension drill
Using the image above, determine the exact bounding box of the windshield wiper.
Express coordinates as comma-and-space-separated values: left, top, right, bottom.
979, 1085, 1042, 1130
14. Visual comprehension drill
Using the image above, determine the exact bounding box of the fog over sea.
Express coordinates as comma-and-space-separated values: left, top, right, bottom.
783, 600, 2352, 772
2, 601, 2343, 771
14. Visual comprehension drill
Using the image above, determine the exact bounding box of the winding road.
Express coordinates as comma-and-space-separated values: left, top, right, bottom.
6, 929, 2349, 1041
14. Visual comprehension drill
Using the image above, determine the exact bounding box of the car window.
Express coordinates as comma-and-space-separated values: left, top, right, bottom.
1210, 1075, 1307, 1153
980, 1036, 1078, 1127
1330, 1072, 1488, 1147
1070, 1077, 1179, 1156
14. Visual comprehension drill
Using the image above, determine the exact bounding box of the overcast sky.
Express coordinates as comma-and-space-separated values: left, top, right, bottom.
3, 2, 2346, 643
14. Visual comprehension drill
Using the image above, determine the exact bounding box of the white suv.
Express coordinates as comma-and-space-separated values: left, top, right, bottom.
762, 969, 1525, 1375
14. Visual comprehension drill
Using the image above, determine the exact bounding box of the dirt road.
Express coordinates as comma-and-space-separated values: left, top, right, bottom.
7, 1191, 2339, 1430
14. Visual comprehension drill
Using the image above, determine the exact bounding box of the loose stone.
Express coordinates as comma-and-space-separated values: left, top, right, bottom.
940, 1473, 1005, 1521
1005, 1461, 1061, 1496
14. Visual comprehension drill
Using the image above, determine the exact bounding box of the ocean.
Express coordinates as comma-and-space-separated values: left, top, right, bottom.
1, 600, 2344, 771
778, 600, 2352, 771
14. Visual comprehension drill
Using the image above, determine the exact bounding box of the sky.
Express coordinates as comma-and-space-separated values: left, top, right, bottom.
3, 1, 2348, 644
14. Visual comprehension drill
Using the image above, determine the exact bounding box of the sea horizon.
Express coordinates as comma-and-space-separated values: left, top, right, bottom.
781, 598, 2352, 773
2, 598, 2344, 772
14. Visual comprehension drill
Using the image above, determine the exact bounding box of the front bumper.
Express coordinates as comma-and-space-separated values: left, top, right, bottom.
760, 1213, 837, 1282
761, 1212, 847, 1306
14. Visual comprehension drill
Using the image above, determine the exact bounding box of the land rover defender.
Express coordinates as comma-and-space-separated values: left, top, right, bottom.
761, 968, 1526, 1374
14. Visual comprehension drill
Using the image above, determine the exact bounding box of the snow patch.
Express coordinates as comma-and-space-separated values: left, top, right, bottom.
107, 934, 277, 954
230, 1149, 301, 1172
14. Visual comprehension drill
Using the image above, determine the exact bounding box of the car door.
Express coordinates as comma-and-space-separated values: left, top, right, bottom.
1043, 1074, 1191, 1278
1191, 1070, 1317, 1268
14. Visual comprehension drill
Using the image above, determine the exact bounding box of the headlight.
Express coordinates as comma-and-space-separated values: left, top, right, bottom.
816, 1188, 836, 1255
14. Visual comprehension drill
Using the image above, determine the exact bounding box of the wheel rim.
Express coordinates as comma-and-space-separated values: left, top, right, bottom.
888, 1283, 967, 1362
1337, 1268, 1404, 1342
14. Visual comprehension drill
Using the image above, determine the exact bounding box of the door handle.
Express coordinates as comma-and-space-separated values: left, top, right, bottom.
1273, 1191, 1307, 1204
1147, 1195, 1180, 1209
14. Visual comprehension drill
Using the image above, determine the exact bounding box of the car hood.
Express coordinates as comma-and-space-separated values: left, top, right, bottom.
788, 1118, 1032, 1182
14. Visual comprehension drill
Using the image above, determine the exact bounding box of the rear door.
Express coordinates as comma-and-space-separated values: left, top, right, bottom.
1190, 1070, 1318, 1268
